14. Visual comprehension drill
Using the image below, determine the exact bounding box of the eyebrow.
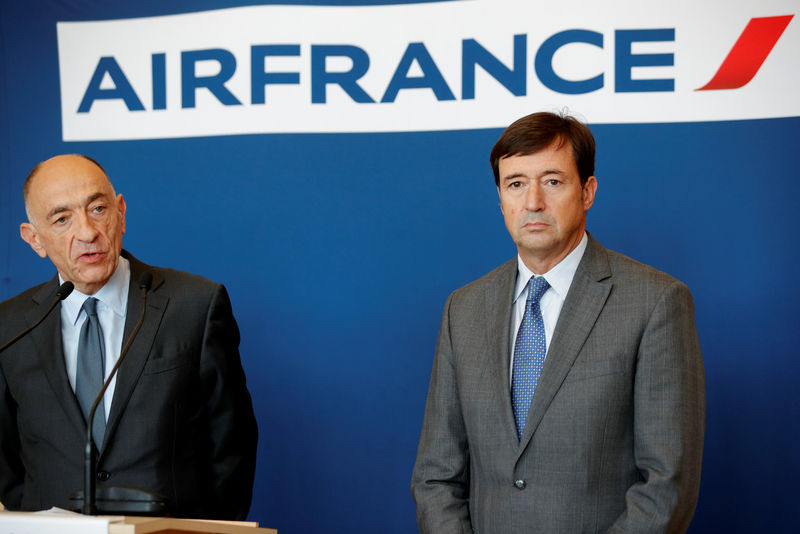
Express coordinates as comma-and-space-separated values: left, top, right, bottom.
45, 192, 109, 220
501, 168, 566, 183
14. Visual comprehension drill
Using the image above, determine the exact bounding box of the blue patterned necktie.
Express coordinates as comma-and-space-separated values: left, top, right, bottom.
511, 276, 550, 440
76, 297, 106, 448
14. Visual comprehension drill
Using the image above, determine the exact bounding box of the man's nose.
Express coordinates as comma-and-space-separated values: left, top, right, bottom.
525, 184, 545, 211
73, 212, 99, 242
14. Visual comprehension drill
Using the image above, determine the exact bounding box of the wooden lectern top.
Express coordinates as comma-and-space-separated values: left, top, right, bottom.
0, 510, 277, 534
109, 516, 276, 534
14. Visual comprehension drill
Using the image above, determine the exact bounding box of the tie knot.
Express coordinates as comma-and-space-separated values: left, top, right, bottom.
526, 276, 550, 305
82, 297, 99, 317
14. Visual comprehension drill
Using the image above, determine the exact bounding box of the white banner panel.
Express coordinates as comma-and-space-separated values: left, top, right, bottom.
57, 0, 799, 140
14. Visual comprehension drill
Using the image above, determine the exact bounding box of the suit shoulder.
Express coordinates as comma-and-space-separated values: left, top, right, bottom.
147, 266, 229, 309
446, 258, 515, 306
153, 266, 220, 290
125, 251, 221, 291
0, 280, 57, 336
603, 247, 692, 296
126, 252, 228, 311
0, 280, 53, 315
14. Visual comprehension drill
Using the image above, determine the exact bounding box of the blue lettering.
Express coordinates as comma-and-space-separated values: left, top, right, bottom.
615, 29, 674, 92
251, 45, 300, 105
381, 43, 455, 103
462, 34, 527, 99
77, 26, 683, 114
181, 49, 242, 108
77, 57, 145, 113
152, 53, 166, 110
535, 30, 604, 94
311, 45, 374, 104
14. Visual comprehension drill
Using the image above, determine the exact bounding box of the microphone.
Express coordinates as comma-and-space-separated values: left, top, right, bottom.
73, 271, 168, 515
0, 281, 74, 353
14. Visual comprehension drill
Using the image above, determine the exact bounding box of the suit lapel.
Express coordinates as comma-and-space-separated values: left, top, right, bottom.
516, 236, 613, 454
483, 259, 520, 440
102, 254, 167, 453
27, 279, 87, 439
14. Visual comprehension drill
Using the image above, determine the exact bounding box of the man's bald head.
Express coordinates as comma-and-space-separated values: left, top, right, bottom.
24, 154, 111, 224
20, 154, 126, 295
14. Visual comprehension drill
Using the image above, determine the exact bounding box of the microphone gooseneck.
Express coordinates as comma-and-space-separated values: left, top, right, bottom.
82, 272, 152, 515
0, 281, 74, 353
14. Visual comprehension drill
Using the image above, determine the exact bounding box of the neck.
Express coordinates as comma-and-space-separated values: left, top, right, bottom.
519, 229, 585, 274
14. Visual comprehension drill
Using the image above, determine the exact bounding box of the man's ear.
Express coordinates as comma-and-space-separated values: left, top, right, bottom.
582, 176, 598, 211
117, 193, 127, 235
20, 223, 47, 258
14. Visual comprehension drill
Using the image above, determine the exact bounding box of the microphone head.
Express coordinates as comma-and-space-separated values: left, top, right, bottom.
138, 272, 153, 292
57, 281, 75, 300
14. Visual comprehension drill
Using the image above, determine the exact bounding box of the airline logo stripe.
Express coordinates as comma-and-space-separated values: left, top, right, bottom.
698, 15, 794, 91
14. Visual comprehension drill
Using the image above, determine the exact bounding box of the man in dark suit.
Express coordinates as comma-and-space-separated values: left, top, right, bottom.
0, 154, 258, 519
411, 112, 705, 533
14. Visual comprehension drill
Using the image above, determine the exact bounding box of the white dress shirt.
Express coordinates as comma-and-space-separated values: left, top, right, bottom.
509, 233, 588, 383
59, 256, 130, 420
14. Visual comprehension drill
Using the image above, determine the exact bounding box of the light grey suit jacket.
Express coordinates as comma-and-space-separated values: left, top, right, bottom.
411, 235, 705, 534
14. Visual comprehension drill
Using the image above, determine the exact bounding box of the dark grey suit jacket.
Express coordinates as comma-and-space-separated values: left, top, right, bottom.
0, 251, 258, 519
411, 235, 705, 533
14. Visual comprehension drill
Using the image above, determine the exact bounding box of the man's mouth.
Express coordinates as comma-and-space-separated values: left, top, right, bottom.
523, 220, 550, 229
78, 251, 105, 263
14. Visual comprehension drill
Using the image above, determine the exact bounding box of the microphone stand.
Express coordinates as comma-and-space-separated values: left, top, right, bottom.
79, 272, 166, 515
0, 282, 73, 353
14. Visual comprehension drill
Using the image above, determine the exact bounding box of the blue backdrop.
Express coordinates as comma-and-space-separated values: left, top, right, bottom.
2, 2, 799, 533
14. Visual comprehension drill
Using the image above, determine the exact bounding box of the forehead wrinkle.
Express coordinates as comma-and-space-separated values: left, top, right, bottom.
86, 191, 108, 203
538, 168, 567, 178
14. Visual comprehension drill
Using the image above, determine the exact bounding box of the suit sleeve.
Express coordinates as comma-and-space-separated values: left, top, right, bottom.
198, 284, 259, 521
411, 294, 474, 534
0, 365, 24, 510
608, 280, 705, 533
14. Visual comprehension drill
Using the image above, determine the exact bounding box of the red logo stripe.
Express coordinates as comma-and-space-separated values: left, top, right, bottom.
697, 15, 794, 91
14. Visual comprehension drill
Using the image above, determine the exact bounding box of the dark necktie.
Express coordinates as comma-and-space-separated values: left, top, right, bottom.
511, 276, 550, 439
76, 297, 106, 448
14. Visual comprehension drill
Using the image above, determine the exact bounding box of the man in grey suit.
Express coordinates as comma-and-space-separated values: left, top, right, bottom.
0, 154, 257, 518
411, 112, 705, 533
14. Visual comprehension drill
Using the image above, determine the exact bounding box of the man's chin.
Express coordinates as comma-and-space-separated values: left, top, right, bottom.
518, 235, 556, 253
71, 267, 114, 293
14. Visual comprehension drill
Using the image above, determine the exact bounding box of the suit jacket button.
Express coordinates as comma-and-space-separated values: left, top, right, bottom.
97, 471, 111, 482
514, 479, 526, 490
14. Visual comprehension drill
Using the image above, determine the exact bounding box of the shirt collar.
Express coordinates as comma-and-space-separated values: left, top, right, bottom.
513, 232, 588, 304
60, 256, 131, 325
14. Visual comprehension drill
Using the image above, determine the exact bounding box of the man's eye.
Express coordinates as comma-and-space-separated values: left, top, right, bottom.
54, 216, 67, 225
509, 181, 522, 189
92, 205, 106, 214
546, 179, 561, 186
